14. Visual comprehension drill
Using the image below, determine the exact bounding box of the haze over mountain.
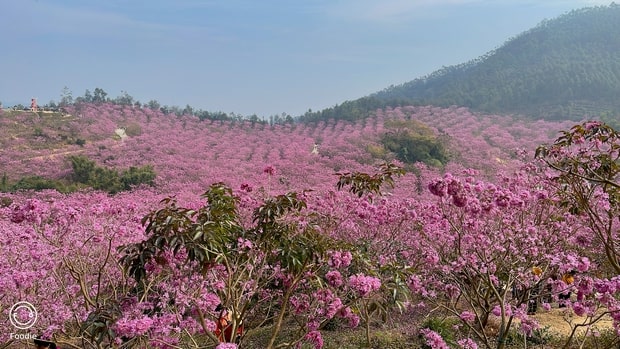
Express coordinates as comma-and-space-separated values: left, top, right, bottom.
303, 4, 620, 122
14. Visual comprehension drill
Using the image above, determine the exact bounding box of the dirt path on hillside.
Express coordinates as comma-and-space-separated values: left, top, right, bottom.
25, 149, 85, 161
531, 308, 614, 337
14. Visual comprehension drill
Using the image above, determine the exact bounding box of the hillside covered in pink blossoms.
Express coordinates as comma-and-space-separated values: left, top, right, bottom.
5, 104, 618, 349
1, 103, 575, 199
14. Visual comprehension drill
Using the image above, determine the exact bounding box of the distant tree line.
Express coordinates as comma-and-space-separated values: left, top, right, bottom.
298, 97, 414, 123
49, 87, 296, 126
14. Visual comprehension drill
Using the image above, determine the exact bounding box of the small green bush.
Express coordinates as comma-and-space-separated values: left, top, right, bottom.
576, 328, 620, 349
69, 155, 156, 194
419, 317, 458, 348
11, 176, 72, 193
380, 119, 449, 167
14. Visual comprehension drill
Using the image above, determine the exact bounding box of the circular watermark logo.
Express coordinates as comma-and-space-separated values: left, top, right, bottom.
8, 301, 38, 330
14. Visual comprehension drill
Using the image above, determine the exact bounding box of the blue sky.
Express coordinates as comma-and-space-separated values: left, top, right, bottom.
0, 0, 612, 116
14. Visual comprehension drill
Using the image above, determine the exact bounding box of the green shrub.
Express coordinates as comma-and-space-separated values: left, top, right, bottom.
502, 325, 556, 347
69, 155, 96, 183
89, 167, 123, 194
380, 120, 449, 167
419, 317, 458, 348
68, 155, 156, 194
576, 328, 620, 349
11, 176, 74, 193
120, 165, 156, 190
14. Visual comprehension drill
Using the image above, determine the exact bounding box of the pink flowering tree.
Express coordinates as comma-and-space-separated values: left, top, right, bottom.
536, 121, 620, 275
418, 166, 590, 349
118, 163, 408, 349
536, 121, 620, 342
0, 191, 151, 348
119, 186, 369, 348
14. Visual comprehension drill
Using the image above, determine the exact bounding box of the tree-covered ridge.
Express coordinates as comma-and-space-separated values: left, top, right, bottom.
303, 4, 620, 122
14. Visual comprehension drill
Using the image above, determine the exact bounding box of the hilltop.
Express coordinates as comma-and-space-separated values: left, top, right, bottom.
302, 4, 620, 122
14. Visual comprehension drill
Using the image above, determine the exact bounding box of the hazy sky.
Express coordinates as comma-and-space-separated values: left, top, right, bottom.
0, 0, 612, 116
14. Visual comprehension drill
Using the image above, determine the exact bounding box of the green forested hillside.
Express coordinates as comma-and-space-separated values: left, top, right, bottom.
301, 4, 620, 122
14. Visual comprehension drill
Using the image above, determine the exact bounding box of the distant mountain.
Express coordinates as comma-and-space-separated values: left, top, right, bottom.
302, 4, 620, 122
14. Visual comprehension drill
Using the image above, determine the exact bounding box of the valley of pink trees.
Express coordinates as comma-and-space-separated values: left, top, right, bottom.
1, 104, 618, 349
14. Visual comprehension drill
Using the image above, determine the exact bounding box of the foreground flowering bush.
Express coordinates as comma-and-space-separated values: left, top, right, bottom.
116, 164, 407, 349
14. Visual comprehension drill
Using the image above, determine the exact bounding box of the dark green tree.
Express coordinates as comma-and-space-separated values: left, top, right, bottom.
93, 88, 108, 104
69, 155, 96, 183
120, 166, 156, 190
60, 86, 73, 107
380, 119, 449, 167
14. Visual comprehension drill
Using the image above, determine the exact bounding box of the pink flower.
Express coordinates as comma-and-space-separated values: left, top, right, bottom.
327, 251, 352, 269
519, 317, 540, 336
326, 297, 343, 319
338, 307, 360, 328
420, 328, 449, 349
348, 274, 381, 297
304, 330, 324, 349
114, 316, 154, 337
584, 121, 601, 130
572, 302, 586, 317
240, 183, 252, 192
428, 179, 448, 197
459, 311, 476, 323
290, 294, 310, 314
458, 338, 478, 349
263, 165, 276, 176
577, 257, 590, 273
325, 270, 343, 288
237, 237, 253, 250
492, 305, 502, 317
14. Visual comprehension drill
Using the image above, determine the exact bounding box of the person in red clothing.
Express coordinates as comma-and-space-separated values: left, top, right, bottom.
214, 304, 244, 343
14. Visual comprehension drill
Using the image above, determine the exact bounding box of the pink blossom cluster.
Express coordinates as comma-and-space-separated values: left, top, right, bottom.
419, 328, 450, 349
301, 330, 323, 349
338, 307, 361, 328
348, 274, 381, 297
113, 316, 154, 337
325, 270, 343, 287
327, 250, 352, 269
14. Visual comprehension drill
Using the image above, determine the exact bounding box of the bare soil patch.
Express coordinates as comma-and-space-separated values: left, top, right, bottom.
532, 308, 614, 337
